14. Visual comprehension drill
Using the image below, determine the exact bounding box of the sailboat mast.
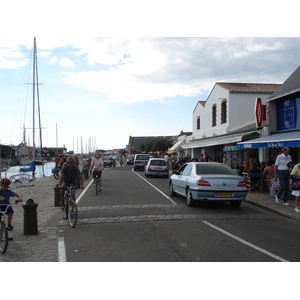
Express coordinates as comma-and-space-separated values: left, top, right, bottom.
32, 37, 36, 162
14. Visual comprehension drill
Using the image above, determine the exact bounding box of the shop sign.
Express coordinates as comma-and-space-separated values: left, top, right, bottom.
255, 97, 263, 128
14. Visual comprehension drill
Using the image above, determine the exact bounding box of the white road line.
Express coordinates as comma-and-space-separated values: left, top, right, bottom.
58, 237, 67, 262
76, 179, 94, 204
203, 221, 289, 262
132, 169, 177, 205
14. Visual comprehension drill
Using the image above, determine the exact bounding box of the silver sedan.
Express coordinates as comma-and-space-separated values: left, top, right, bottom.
169, 162, 248, 207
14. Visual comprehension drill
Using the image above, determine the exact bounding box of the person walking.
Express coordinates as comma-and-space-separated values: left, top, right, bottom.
291, 159, 300, 212
274, 147, 292, 206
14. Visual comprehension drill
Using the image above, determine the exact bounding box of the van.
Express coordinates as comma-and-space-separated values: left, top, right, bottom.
133, 154, 150, 171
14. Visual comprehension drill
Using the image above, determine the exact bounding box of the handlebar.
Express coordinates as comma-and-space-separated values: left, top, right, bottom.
0, 200, 20, 206
0, 200, 19, 214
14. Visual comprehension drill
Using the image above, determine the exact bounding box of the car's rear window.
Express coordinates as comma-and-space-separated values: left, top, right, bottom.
136, 155, 149, 160
196, 164, 235, 175
150, 160, 166, 166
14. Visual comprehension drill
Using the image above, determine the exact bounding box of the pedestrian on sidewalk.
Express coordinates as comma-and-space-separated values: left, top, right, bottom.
274, 147, 292, 206
291, 159, 300, 212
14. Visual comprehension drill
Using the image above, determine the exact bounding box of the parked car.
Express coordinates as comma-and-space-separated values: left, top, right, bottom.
126, 155, 135, 165
103, 156, 116, 167
133, 154, 150, 171
145, 158, 169, 178
169, 162, 248, 207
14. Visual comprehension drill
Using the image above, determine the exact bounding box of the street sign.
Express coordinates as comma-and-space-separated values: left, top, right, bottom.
255, 97, 263, 128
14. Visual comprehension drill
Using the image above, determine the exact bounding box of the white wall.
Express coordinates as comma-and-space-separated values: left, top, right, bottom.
192, 83, 270, 139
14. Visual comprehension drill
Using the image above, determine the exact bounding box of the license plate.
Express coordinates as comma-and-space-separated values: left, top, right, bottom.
154, 167, 162, 169
217, 192, 232, 197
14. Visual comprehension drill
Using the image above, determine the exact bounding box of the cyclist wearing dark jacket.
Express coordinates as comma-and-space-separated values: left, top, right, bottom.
59, 156, 84, 204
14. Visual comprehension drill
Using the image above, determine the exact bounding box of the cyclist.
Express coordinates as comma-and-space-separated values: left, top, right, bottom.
58, 156, 84, 205
0, 178, 23, 231
90, 151, 104, 191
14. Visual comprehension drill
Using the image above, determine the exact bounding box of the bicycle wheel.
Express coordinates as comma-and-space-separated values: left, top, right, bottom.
68, 199, 78, 228
0, 222, 8, 254
63, 195, 68, 219
53, 170, 59, 179
95, 176, 99, 195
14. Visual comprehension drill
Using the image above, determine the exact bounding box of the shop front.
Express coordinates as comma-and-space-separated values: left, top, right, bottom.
237, 131, 300, 163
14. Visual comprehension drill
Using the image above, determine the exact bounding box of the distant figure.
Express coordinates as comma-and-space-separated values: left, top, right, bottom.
274, 147, 292, 206
239, 161, 249, 177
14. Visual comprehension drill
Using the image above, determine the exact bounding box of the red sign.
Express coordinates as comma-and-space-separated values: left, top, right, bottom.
255, 98, 263, 128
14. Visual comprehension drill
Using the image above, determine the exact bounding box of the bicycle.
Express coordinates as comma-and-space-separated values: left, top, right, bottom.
52, 166, 62, 179
0, 200, 18, 254
62, 185, 78, 228
94, 170, 102, 195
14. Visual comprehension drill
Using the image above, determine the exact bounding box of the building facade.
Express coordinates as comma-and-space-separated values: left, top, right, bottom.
238, 66, 300, 163
182, 82, 281, 170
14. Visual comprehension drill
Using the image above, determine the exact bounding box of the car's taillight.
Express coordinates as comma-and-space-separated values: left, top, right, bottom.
238, 180, 247, 187
148, 166, 151, 170
196, 180, 211, 186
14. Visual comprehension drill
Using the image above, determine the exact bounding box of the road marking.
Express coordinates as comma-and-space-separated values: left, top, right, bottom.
132, 169, 176, 204
58, 237, 66, 262
76, 179, 94, 204
203, 221, 289, 262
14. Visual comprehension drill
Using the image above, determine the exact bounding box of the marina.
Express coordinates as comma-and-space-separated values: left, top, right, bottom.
1, 161, 55, 180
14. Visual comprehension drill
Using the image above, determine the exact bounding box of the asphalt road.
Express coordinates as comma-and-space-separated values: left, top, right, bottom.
59, 164, 300, 262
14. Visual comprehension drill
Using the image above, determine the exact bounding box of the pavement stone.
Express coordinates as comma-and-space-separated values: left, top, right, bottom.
0, 175, 299, 262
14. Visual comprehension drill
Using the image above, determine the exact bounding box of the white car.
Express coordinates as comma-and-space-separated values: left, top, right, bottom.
169, 162, 248, 207
144, 158, 169, 178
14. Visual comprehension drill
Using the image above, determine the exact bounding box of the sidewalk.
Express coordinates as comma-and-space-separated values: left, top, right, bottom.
0, 175, 84, 262
0, 175, 299, 262
245, 190, 300, 222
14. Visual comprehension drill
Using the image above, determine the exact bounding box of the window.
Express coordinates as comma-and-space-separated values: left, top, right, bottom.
212, 104, 217, 127
221, 100, 227, 124
277, 99, 295, 131
182, 164, 193, 176
295, 97, 300, 128
196, 116, 200, 130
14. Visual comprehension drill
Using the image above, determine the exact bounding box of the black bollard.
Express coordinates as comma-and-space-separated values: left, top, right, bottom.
54, 184, 61, 207
22, 198, 38, 235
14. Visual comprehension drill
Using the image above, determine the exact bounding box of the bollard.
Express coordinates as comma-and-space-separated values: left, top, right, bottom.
22, 198, 38, 235
54, 184, 61, 207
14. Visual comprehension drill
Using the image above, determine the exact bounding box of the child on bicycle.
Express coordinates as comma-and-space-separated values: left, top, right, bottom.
0, 178, 23, 231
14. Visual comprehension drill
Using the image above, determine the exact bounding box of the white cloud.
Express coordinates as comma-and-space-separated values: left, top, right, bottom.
59, 57, 76, 69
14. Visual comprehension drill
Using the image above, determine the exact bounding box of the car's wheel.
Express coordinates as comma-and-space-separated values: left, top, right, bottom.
169, 181, 177, 197
186, 188, 195, 207
230, 200, 241, 207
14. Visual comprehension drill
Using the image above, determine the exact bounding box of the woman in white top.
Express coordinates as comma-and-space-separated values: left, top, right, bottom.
90, 151, 104, 191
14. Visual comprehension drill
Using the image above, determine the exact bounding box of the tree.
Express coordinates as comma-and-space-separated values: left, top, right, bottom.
140, 139, 173, 155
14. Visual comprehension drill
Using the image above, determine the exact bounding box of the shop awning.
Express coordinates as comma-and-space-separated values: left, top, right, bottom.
182, 131, 259, 149
169, 140, 184, 151
237, 131, 300, 148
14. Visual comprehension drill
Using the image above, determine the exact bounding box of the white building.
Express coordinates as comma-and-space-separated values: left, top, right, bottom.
182, 82, 281, 169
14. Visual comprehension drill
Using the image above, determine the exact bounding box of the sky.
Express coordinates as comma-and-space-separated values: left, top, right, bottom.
1, 2, 299, 153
